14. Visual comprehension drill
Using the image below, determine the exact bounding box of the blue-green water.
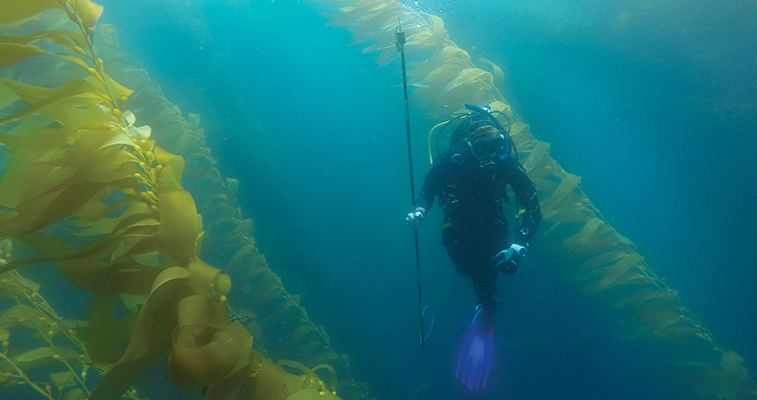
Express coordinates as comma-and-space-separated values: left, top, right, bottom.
94, 1, 757, 399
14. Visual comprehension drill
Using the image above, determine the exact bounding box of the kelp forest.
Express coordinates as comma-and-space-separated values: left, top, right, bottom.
0, 0, 357, 399
0, 0, 755, 400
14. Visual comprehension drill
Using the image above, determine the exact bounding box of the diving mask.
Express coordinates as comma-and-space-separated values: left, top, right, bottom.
468, 134, 506, 160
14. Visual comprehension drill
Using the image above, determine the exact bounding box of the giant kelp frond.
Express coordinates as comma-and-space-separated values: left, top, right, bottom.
0, 238, 121, 400
319, 1, 757, 399
93, 25, 369, 400
1, 2, 342, 400
323, 0, 513, 120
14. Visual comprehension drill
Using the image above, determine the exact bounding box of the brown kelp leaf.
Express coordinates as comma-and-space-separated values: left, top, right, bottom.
112, 261, 163, 296
110, 230, 159, 260
131, 251, 161, 267
12, 346, 80, 370
71, 0, 104, 30
653, 326, 714, 349
75, 215, 120, 237
478, 58, 504, 90
560, 218, 604, 251
88, 267, 189, 400
672, 354, 749, 399
75, 294, 136, 366
624, 300, 685, 332
541, 174, 582, 213
0, 154, 48, 204
104, 202, 155, 231
27, 28, 89, 49
305, 364, 338, 394
508, 121, 528, 137
360, 2, 403, 29
0, 157, 61, 209
186, 258, 230, 297
442, 68, 491, 94
202, 365, 256, 400
0, 79, 19, 113
0, 304, 46, 329
251, 285, 288, 311
0, 272, 41, 298
226, 178, 239, 206
177, 292, 228, 331
416, 57, 468, 88
156, 154, 184, 191
614, 288, 677, 308
82, 151, 140, 182
521, 141, 551, 177
1, 238, 11, 254
1, 182, 107, 237
0, 28, 90, 62
0, 0, 62, 26
226, 243, 257, 270
168, 312, 253, 387
0, 327, 9, 341
0, 363, 16, 381
0, 125, 76, 153
100, 72, 133, 100
542, 202, 593, 224
62, 389, 87, 400
406, 24, 446, 51
0, 77, 110, 124
237, 263, 271, 288
566, 224, 618, 259
201, 193, 229, 210
15, 229, 160, 294
582, 269, 653, 295
158, 188, 199, 266
579, 253, 644, 288
242, 350, 307, 400
276, 359, 311, 378
119, 293, 148, 314
570, 249, 628, 275
425, 45, 469, 67
50, 370, 77, 389
262, 297, 298, 336
274, 325, 317, 360
0, 43, 48, 69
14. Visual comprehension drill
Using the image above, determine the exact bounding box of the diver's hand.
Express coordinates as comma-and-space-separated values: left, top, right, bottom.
406, 207, 426, 230
491, 244, 527, 274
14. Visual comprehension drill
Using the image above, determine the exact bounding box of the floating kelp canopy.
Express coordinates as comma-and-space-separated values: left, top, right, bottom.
0, 1, 356, 399
316, 0, 757, 398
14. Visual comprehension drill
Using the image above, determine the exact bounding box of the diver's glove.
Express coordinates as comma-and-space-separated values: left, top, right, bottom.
491, 243, 528, 274
405, 207, 426, 230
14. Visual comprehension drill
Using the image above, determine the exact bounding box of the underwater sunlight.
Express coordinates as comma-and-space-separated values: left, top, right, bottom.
1, 0, 755, 399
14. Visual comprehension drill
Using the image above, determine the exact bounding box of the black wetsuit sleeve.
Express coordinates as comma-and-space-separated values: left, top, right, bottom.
509, 158, 541, 246
415, 160, 444, 213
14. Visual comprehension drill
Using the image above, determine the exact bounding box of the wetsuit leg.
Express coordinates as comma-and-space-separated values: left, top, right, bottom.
443, 223, 509, 324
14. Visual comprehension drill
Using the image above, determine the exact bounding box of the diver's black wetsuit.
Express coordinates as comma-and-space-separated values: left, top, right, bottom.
416, 142, 541, 323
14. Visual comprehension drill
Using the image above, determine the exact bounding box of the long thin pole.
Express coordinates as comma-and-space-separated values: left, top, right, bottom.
396, 19, 426, 350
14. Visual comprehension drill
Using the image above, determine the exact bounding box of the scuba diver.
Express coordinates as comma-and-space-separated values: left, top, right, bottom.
405, 104, 541, 391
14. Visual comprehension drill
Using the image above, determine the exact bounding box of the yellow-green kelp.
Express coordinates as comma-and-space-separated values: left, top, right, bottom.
0, 1, 347, 400
318, 0, 757, 398
92, 23, 370, 400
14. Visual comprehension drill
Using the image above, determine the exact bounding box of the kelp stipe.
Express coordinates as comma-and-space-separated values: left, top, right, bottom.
1, 238, 105, 400
320, 0, 757, 398
93, 25, 370, 400
0, 238, 159, 400
0, 2, 346, 400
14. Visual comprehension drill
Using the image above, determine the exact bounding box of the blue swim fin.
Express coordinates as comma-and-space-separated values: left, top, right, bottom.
455, 307, 494, 391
